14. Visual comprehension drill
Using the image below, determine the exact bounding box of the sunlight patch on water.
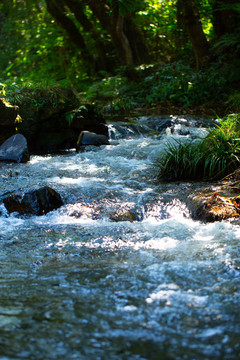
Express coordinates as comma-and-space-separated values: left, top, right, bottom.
48, 176, 104, 185
142, 217, 195, 243
136, 140, 150, 148
61, 162, 111, 175
135, 237, 179, 250
30, 155, 53, 164
165, 199, 190, 219
197, 327, 223, 338
37, 213, 100, 226
146, 286, 209, 307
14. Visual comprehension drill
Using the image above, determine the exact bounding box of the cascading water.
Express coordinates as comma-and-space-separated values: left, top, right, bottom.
0, 116, 239, 360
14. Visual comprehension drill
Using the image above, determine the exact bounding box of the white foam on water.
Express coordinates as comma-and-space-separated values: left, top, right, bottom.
0, 214, 25, 236
0, 117, 239, 359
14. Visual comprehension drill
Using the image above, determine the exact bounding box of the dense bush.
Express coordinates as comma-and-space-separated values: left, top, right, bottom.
80, 60, 239, 114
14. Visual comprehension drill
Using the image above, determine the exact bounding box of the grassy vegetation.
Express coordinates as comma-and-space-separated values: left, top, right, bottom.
158, 114, 240, 181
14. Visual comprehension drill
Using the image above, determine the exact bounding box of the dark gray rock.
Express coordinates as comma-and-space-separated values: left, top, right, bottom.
3, 186, 63, 216
76, 131, 109, 151
0, 134, 30, 163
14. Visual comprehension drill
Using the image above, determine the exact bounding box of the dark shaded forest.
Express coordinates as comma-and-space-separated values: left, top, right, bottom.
0, 0, 240, 115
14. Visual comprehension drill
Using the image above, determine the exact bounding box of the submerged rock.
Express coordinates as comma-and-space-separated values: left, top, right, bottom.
110, 210, 138, 222
64, 201, 144, 222
3, 186, 63, 216
66, 203, 101, 220
109, 206, 143, 222
0, 134, 29, 163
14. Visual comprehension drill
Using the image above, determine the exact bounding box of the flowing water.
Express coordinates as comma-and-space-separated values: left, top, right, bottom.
0, 116, 239, 360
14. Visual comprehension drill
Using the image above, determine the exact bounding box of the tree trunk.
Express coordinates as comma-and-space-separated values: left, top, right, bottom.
116, 12, 133, 65
87, 0, 150, 66
125, 15, 151, 64
62, 0, 113, 71
45, 0, 94, 72
178, 0, 209, 70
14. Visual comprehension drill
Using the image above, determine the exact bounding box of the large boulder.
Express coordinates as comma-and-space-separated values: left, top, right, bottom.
1, 88, 108, 155
3, 186, 63, 216
13, 86, 108, 154
188, 168, 240, 222
0, 98, 19, 145
76, 131, 109, 151
14, 86, 78, 154
0, 134, 29, 163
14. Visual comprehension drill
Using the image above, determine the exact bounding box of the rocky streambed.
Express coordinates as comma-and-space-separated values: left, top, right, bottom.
0, 115, 239, 360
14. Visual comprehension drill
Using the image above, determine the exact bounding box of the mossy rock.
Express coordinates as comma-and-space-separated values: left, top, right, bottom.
190, 192, 240, 222
12, 86, 78, 124
188, 167, 240, 221
7, 86, 108, 154
0, 98, 20, 145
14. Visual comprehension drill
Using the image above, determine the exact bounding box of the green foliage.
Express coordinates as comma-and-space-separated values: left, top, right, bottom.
195, 0, 214, 37
227, 92, 240, 113
0, 0, 239, 116
1, 80, 68, 106
0, 82, 6, 96
80, 60, 237, 113
0, 0, 88, 83
0, 80, 78, 130
143, 61, 235, 107
157, 138, 203, 180
137, 0, 179, 59
107, 0, 144, 16
83, 75, 126, 101
158, 114, 240, 181
213, 32, 240, 55
65, 111, 76, 126
80, 75, 134, 112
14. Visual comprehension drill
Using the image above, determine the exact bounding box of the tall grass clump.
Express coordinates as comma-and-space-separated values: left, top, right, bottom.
157, 139, 204, 180
158, 114, 240, 181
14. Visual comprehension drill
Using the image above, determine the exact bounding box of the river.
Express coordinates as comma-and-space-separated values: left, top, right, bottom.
0, 116, 239, 359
